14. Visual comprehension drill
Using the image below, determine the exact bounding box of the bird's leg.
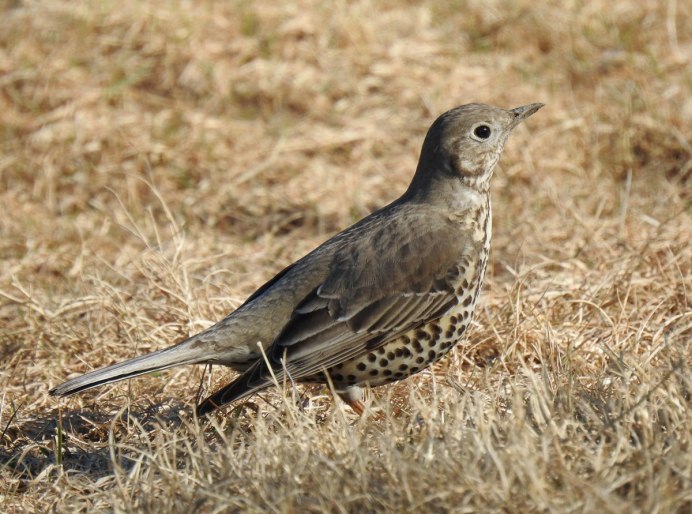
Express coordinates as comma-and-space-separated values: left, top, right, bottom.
336, 386, 365, 416
345, 398, 365, 416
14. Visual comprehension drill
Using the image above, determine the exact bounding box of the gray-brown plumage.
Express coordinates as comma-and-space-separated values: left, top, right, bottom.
50, 102, 543, 416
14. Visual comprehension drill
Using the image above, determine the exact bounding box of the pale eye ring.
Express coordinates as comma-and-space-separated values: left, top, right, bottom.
474, 125, 491, 139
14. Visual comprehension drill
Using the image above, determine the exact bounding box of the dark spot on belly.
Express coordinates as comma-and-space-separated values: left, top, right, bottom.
370, 369, 378, 376
368, 353, 377, 362
428, 350, 436, 360
347, 374, 356, 382
380, 358, 389, 367
416, 329, 430, 340
416, 356, 425, 364
387, 351, 395, 360
357, 362, 366, 371
399, 363, 408, 371
383, 369, 392, 376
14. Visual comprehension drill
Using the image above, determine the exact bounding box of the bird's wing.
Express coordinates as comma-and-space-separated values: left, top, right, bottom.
197, 207, 476, 414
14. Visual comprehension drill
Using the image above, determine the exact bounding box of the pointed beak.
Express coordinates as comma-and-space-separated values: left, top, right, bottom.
509, 103, 544, 128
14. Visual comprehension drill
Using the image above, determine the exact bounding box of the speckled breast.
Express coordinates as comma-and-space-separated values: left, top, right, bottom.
325, 198, 492, 389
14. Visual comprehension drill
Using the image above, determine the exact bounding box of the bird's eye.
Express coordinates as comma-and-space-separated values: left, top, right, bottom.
474, 125, 491, 139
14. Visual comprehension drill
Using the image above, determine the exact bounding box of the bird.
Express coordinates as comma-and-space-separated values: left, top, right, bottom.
50, 102, 543, 416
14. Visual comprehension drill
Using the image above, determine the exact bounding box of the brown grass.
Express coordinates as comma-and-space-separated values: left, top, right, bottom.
1, 0, 690, 512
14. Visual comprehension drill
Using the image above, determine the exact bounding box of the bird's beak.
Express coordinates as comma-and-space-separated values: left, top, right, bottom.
509, 103, 544, 128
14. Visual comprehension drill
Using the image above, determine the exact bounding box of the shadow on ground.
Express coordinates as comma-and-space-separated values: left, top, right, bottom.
1, 401, 190, 479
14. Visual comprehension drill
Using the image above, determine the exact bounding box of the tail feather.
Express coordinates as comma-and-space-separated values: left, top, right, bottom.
50, 343, 206, 397
196, 361, 271, 416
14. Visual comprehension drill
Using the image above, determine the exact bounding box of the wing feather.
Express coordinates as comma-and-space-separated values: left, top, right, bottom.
268, 209, 471, 377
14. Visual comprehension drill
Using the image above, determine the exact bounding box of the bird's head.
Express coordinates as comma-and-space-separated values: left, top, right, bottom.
409, 102, 544, 193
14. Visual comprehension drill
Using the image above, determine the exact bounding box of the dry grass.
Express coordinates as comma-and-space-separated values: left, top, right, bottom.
1, 0, 690, 512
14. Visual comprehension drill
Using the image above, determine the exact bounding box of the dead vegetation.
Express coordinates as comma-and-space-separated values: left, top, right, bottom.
1, 0, 690, 512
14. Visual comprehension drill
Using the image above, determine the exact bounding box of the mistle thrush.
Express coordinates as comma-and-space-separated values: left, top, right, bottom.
50, 102, 544, 416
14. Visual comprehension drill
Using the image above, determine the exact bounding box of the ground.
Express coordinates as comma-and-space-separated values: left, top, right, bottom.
0, 0, 690, 512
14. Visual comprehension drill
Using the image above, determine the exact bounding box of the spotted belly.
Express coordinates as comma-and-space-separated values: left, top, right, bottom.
305, 200, 492, 391
323, 266, 486, 389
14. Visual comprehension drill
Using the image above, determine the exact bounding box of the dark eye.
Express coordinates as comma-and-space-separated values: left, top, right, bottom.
474, 125, 491, 139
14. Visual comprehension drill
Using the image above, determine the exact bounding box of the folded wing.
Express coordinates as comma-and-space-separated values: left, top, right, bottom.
197, 207, 473, 414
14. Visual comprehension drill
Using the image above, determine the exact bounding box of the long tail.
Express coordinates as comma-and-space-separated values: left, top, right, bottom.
49, 341, 208, 397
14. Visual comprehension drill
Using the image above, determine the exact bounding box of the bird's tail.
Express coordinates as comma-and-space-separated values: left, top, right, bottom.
49, 341, 208, 397
196, 360, 272, 416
